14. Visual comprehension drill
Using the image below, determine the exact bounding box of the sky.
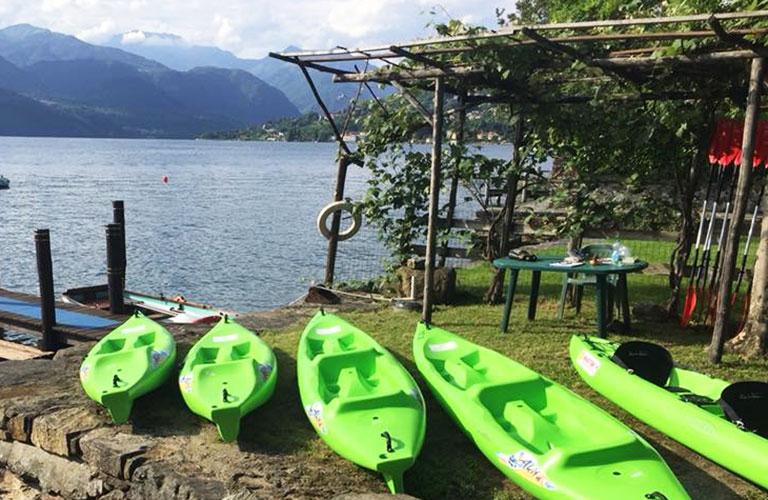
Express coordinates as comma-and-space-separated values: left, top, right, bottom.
0, 1, 514, 58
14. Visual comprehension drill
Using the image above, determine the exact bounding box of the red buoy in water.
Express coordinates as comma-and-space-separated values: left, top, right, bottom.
162, 175, 169, 184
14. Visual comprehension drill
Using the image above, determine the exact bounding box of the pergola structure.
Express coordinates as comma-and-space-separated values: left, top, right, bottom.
270, 10, 768, 360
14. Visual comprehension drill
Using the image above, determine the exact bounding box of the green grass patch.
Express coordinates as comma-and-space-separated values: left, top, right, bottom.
253, 262, 767, 500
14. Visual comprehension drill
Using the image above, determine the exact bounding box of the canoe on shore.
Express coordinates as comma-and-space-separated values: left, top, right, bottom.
570, 334, 768, 489
63, 284, 237, 324
178, 316, 276, 442
414, 323, 690, 500
297, 311, 425, 494
80, 311, 176, 423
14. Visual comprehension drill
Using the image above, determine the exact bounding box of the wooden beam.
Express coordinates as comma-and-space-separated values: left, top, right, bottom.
279, 10, 768, 59
333, 65, 481, 83
392, 81, 433, 126
0, 339, 52, 361
708, 16, 768, 58
268, 52, 350, 75
593, 49, 756, 68
389, 45, 446, 69
297, 65, 354, 158
423, 77, 444, 325
294, 28, 768, 64
440, 91, 466, 267
521, 27, 643, 84
710, 57, 765, 363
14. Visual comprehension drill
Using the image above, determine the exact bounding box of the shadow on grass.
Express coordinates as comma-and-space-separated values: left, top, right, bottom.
237, 346, 317, 455
130, 366, 203, 438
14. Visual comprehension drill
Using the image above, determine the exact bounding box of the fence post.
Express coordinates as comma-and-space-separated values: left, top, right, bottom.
35, 229, 59, 351
106, 223, 125, 314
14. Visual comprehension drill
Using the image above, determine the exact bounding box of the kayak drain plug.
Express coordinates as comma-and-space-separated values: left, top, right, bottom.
381, 432, 394, 453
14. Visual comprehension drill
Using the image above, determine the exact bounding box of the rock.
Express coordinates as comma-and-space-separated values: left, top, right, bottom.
127, 463, 227, 500
632, 302, 670, 322
0, 440, 104, 499
406, 257, 425, 270
395, 266, 456, 304
30, 406, 103, 457
306, 285, 341, 305
333, 495, 420, 500
79, 429, 152, 480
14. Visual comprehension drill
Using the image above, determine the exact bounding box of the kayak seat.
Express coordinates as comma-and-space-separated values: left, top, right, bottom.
338, 366, 376, 398
188, 347, 220, 368
501, 400, 560, 452
133, 332, 156, 348
718, 381, 768, 438
611, 341, 673, 387
95, 338, 127, 355
443, 358, 485, 390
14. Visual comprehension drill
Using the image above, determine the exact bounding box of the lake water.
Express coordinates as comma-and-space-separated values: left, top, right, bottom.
0, 138, 511, 311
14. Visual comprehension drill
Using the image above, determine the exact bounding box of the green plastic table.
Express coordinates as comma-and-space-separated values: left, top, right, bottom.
492, 256, 648, 337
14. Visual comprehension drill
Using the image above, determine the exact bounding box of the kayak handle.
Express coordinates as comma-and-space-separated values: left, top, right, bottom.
222, 388, 230, 403
381, 431, 394, 453
112, 374, 122, 387
646, 492, 668, 500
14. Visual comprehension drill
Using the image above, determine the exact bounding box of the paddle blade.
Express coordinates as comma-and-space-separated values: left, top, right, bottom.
680, 287, 697, 326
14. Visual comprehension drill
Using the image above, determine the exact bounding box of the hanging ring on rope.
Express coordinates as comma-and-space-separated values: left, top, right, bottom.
317, 201, 361, 241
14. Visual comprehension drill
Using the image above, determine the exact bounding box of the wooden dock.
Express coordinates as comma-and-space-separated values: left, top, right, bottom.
0, 288, 124, 352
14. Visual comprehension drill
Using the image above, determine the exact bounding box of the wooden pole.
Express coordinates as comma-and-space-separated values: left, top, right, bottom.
112, 200, 126, 287
439, 92, 465, 267
35, 229, 58, 351
709, 57, 765, 363
324, 155, 350, 286
423, 77, 444, 324
106, 223, 125, 314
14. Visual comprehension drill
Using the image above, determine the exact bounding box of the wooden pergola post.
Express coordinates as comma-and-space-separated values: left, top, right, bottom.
324, 155, 350, 286
709, 57, 765, 363
423, 77, 444, 324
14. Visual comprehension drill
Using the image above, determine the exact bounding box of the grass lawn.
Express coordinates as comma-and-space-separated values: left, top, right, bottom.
249, 261, 768, 500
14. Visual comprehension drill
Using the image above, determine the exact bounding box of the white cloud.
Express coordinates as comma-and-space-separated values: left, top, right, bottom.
0, 0, 514, 57
76, 19, 115, 42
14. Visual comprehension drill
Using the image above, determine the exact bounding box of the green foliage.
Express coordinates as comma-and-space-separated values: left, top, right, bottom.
200, 111, 341, 141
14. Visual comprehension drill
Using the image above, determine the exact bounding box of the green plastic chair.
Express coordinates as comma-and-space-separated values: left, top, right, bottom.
557, 244, 622, 321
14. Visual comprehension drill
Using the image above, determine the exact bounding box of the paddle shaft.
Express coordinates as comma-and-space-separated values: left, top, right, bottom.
695, 201, 718, 288
733, 193, 760, 297
698, 167, 728, 292
687, 199, 708, 283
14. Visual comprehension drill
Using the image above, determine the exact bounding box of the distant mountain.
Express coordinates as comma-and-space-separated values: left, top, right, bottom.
0, 24, 165, 71
105, 31, 392, 112
0, 24, 300, 138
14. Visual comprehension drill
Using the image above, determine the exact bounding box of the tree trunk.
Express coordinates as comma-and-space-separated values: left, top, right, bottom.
485, 117, 524, 304
726, 185, 768, 358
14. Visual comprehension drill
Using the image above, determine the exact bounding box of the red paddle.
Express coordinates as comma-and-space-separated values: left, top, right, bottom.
681, 199, 708, 326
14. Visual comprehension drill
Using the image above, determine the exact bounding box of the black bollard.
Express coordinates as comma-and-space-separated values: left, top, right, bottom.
112, 201, 126, 287
35, 229, 59, 351
106, 223, 125, 314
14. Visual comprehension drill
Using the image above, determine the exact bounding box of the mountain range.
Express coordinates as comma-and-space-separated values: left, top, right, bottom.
0, 24, 385, 139
104, 30, 390, 113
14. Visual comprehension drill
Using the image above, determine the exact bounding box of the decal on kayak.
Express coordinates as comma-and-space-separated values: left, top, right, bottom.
122, 325, 146, 334
428, 341, 458, 352
577, 349, 601, 376
306, 402, 328, 434
258, 362, 273, 380
212, 334, 238, 343
179, 373, 194, 393
316, 325, 342, 335
79, 363, 91, 381
496, 451, 556, 491
150, 349, 170, 368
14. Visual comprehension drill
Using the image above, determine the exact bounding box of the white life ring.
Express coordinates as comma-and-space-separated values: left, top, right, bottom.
317, 201, 361, 241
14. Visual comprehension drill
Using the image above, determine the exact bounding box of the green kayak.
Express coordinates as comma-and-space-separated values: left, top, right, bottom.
178, 316, 277, 442
570, 334, 768, 488
414, 323, 690, 500
80, 311, 176, 423
297, 311, 425, 494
